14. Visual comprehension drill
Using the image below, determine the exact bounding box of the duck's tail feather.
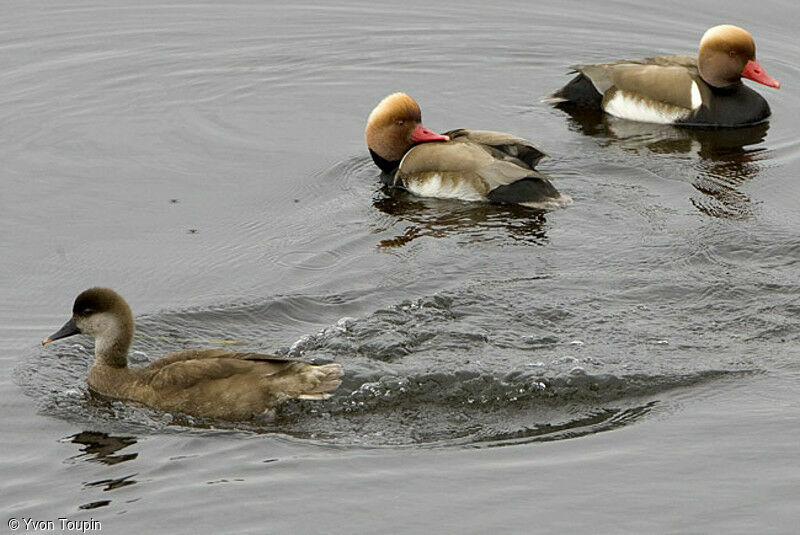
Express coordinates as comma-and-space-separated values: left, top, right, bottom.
545, 72, 603, 108
487, 172, 565, 207
295, 363, 344, 400
541, 94, 568, 104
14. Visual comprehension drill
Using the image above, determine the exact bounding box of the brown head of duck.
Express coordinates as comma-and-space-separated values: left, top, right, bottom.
698, 24, 780, 89
43, 287, 133, 368
365, 92, 449, 173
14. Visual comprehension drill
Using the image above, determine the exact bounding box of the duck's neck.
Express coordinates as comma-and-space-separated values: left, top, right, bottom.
94, 322, 132, 368
707, 80, 743, 95
369, 149, 400, 174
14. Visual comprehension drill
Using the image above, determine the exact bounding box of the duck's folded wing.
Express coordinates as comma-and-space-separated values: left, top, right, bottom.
400, 141, 493, 174
400, 142, 555, 197
642, 55, 698, 70
474, 160, 537, 190
573, 64, 616, 94
477, 161, 561, 203
149, 348, 236, 369
606, 64, 700, 109
145, 350, 299, 389
575, 60, 699, 109
444, 129, 547, 170
574, 55, 699, 95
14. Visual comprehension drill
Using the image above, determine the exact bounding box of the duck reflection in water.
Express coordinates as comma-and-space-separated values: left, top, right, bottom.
372, 188, 549, 248
554, 103, 769, 219
68, 431, 138, 466
67, 432, 138, 510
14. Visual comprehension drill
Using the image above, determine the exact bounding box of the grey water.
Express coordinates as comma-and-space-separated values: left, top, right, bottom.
2, 0, 799, 532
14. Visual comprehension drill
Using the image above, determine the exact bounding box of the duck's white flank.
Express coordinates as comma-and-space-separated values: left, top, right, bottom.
603, 90, 693, 124
406, 174, 486, 202
690, 81, 703, 109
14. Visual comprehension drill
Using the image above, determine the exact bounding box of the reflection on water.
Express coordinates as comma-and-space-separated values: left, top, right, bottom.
84, 474, 137, 492
373, 187, 549, 247
66, 432, 139, 510
67, 431, 138, 466
554, 104, 769, 219
78, 500, 111, 510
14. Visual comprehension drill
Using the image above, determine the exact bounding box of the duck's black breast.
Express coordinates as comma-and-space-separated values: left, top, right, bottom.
679, 83, 771, 127
369, 149, 400, 174
369, 148, 402, 187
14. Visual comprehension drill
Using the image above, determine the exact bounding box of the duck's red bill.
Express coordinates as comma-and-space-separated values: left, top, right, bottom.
411, 124, 449, 143
742, 60, 780, 88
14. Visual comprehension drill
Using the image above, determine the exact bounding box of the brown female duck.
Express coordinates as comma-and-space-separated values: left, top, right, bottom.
548, 25, 780, 127
42, 288, 343, 421
366, 92, 569, 208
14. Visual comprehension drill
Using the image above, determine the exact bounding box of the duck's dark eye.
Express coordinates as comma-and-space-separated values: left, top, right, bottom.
729, 50, 736, 57
396, 119, 405, 126
81, 308, 95, 315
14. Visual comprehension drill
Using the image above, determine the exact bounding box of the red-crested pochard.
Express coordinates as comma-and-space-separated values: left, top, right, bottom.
42, 288, 343, 421
548, 25, 780, 127
366, 93, 569, 208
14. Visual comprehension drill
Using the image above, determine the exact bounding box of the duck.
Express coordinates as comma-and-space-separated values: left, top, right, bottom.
366, 92, 569, 208
42, 288, 343, 421
547, 25, 780, 127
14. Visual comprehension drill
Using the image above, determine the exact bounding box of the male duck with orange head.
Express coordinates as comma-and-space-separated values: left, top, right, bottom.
548, 25, 780, 127
366, 92, 569, 208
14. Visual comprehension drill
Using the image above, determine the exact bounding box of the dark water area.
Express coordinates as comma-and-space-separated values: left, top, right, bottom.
2, 1, 799, 532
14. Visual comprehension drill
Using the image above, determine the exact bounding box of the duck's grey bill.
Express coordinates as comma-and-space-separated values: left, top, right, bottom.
43, 318, 80, 345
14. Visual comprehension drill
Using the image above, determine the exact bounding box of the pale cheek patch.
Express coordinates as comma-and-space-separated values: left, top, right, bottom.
81, 312, 114, 336
603, 90, 691, 124
84, 312, 124, 358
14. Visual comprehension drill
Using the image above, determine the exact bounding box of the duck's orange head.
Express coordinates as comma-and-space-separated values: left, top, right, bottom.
698, 25, 780, 89
365, 93, 449, 172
